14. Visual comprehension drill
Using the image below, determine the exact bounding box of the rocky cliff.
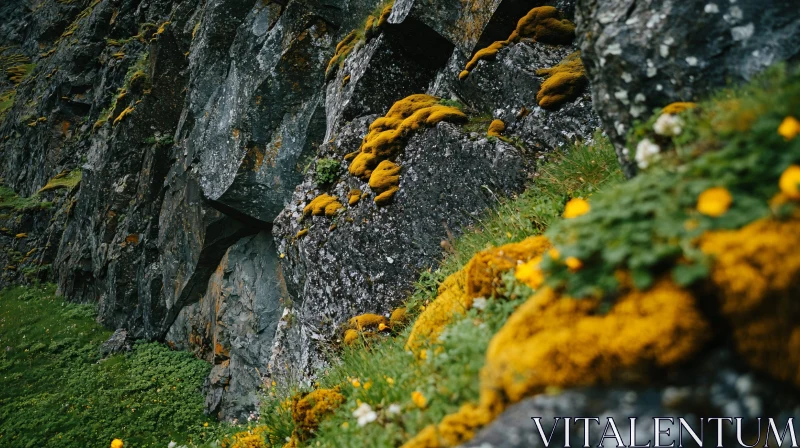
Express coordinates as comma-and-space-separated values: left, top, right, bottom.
0, 0, 797, 425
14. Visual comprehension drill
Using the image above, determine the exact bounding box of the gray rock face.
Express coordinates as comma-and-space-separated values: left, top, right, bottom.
166, 232, 283, 420
462, 349, 800, 448
273, 121, 531, 379
576, 0, 800, 178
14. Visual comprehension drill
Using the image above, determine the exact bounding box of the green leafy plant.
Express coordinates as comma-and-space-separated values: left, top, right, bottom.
315, 158, 342, 185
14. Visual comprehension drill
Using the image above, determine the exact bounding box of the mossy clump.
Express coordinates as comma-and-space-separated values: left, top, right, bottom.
404, 279, 708, 448
369, 160, 401, 206
389, 307, 408, 329
700, 217, 800, 386
486, 119, 505, 137
348, 94, 466, 184
314, 158, 341, 185
38, 169, 82, 193
460, 6, 574, 79
112, 106, 135, 125
223, 426, 269, 448
348, 189, 362, 205
6, 63, 35, 85
326, 31, 358, 81
348, 313, 388, 331
290, 388, 345, 442
294, 228, 308, 239
535, 51, 587, 109
405, 236, 551, 355
302, 194, 343, 218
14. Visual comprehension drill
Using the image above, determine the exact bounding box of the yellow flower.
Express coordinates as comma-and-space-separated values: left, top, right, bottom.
420, 349, 428, 360
342, 421, 350, 429
697, 187, 733, 217
378, 323, 388, 331
563, 198, 590, 218
548, 248, 560, 260
363, 381, 373, 390
565, 257, 583, 272
514, 256, 544, 290
111, 439, 124, 448
385, 377, 395, 385
203, 422, 209, 427
779, 165, 800, 200
411, 391, 427, 408
351, 379, 361, 388
778, 116, 800, 140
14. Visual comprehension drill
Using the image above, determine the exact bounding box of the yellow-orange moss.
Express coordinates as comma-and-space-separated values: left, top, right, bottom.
389, 307, 408, 328
405, 236, 551, 355
343, 328, 360, 345
535, 51, 587, 109
112, 106, 135, 125
290, 388, 345, 442
700, 217, 800, 386
302, 194, 343, 218
460, 6, 575, 79
369, 160, 400, 206
349, 94, 466, 181
377, 4, 393, 27
348, 313, 388, 331
295, 228, 308, 239
403, 279, 709, 448
223, 426, 269, 448
348, 188, 362, 205
661, 102, 697, 114
487, 119, 505, 137
326, 31, 358, 81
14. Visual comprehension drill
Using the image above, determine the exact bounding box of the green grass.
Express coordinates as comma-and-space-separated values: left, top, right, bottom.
0, 284, 231, 448
0, 185, 52, 212
38, 169, 82, 193
255, 133, 622, 447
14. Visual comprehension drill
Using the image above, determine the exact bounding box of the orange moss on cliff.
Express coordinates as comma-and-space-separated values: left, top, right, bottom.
369, 160, 401, 206
461, 6, 575, 79
289, 388, 345, 442
302, 194, 343, 218
535, 51, 587, 109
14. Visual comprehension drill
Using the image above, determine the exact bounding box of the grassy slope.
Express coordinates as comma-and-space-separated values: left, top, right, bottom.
253, 134, 623, 447
0, 284, 229, 448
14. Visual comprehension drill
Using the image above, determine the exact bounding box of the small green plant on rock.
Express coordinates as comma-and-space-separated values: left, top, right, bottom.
315, 158, 341, 185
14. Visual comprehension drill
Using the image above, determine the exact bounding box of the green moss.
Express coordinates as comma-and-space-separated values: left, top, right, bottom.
0, 89, 16, 121
0, 185, 51, 212
314, 158, 341, 185
38, 169, 82, 193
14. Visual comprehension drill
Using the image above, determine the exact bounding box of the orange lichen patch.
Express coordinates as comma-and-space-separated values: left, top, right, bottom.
348, 189, 362, 205
535, 51, 587, 109
326, 30, 358, 81
348, 313, 388, 331
124, 234, 139, 245
406, 236, 551, 355
403, 280, 708, 448
15, 233, 27, 239
369, 160, 400, 206
349, 94, 466, 181
112, 106, 135, 126
460, 6, 575, 79
343, 328, 360, 345
464, 235, 551, 300
661, 102, 697, 115
487, 119, 505, 137
290, 388, 345, 442
389, 307, 408, 329
295, 228, 308, 239
700, 217, 800, 386
302, 194, 343, 218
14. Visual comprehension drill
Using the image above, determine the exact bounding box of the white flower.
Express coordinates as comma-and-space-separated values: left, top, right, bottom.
635, 139, 661, 169
353, 403, 378, 426
472, 297, 488, 311
387, 403, 402, 416
653, 113, 683, 136
168, 443, 177, 448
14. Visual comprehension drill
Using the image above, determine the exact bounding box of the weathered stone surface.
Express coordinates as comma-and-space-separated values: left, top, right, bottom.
273, 120, 531, 380
99, 328, 132, 357
462, 349, 800, 448
166, 231, 283, 420
576, 0, 800, 177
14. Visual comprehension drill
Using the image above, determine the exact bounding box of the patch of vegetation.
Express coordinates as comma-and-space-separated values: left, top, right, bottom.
542, 64, 800, 297
39, 169, 82, 193
0, 284, 229, 447
143, 135, 174, 147
314, 158, 341, 185
0, 185, 52, 212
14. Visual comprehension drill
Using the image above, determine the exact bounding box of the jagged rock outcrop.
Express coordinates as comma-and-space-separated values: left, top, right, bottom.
576, 0, 800, 178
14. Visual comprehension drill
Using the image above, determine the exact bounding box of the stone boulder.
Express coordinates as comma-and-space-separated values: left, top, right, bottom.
576, 0, 800, 177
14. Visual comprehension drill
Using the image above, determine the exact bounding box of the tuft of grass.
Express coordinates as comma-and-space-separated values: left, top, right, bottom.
0, 284, 230, 447
38, 169, 82, 193
0, 185, 52, 212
